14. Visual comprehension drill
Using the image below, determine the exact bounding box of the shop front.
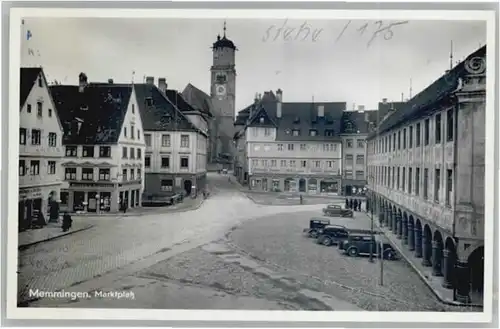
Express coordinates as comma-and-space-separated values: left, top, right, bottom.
18, 184, 61, 231
62, 181, 121, 213
319, 179, 340, 195
342, 178, 367, 196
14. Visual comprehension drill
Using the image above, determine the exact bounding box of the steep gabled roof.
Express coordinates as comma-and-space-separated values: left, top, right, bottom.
134, 83, 206, 135
50, 84, 132, 144
20, 67, 42, 107
369, 45, 486, 139
181, 83, 214, 117
247, 106, 277, 127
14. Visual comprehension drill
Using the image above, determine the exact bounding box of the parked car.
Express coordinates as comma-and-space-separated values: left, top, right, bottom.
338, 234, 398, 260
322, 204, 353, 218
222, 169, 228, 174
315, 225, 349, 246
302, 218, 331, 238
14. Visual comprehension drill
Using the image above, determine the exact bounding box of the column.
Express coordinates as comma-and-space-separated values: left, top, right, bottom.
402, 216, 408, 245
397, 215, 403, 239
432, 241, 443, 276
442, 249, 454, 289
392, 212, 398, 234
83, 192, 88, 212
422, 236, 432, 266
408, 220, 415, 251
454, 260, 471, 303
414, 227, 422, 258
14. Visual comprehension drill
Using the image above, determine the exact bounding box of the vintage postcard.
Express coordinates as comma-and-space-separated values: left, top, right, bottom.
5, 6, 496, 324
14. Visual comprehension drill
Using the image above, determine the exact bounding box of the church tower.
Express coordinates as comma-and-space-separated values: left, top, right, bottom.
210, 21, 237, 165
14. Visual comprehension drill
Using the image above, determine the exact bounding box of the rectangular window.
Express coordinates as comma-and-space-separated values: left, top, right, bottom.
132, 104, 135, 114
130, 148, 135, 159
288, 144, 294, 151
345, 154, 353, 166
137, 148, 142, 159
357, 139, 365, 148
446, 109, 454, 142
19, 160, 26, 176
137, 169, 142, 179
252, 159, 258, 167
408, 167, 413, 194
180, 135, 190, 148
31, 129, 41, 145
355, 170, 364, 180
65, 168, 76, 180
131, 125, 135, 140
145, 134, 152, 146
290, 160, 296, 167
145, 156, 151, 168
403, 129, 407, 149
20, 128, 27, 145
48, 109, 52, 117
415, 167, 420, 196
264, 128, 271, 136
435, 113, 442, 144
416, 123, 421, 147
162, 134, 171, 147
122, 147, 128, 159
314, 160, 320, 168
130, 169, 135, 180
122, 169, 127, 181
446, 169, 453, 206
47, 161, 56, 175
137, 130, 141, 140
402, 167, 406, 191
434, 168, 441, 202
301, 160, 307, 168
280, 160, 286, 167
409, 126, 413, 148
356, 155, 364, 165
423, 168, 429, 199
27, 104, 32, 113
161, 179, 173, 192
99, 169, 110, 181
99, 146, 111, 157
48, 132, 57, 147
346, 139, 353, 148
393, 133, 396, 151
37, 102, 43, 116
326, 160, 334, 168
180, 157, 189, 168
392, 166, 396, 188
82, 146, 94, 157
301, 144, 307, 151
309, 129, 317, 136
277, 144, 283, 151
66, 146, 77, 157
388, 137, 391, 152
38, 77, 43, 87
397, 167, 400, 189
397, 131, 401, 150
424, 119, 430, 145
161, 157, 170, 168
271, 159, 277, 167
345, 170, 353, 179
124, 127, 127, 137
82, 168, 94, 181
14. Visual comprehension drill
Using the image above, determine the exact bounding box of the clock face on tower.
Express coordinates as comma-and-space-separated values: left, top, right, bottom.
216, 84, 226, 97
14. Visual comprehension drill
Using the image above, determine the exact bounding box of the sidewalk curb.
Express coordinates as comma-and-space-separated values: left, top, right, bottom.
18, 225, 95, 250
360, 210, 482, 308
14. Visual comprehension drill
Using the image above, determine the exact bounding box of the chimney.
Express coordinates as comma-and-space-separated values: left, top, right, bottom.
317, 105, 324, 117
78, 72, 88, 93
158, 78, 167, 94
276, 89, 283, 118
364, 111, 370, 123
382, 98, 388, 104
108, 78, 114, 84
146, 76, 154, 85
357, 105, 365, 112
254, 92, 259, 104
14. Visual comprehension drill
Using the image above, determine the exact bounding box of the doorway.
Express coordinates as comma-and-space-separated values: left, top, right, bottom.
298, 178, 306, 192
184, 180, 192, 195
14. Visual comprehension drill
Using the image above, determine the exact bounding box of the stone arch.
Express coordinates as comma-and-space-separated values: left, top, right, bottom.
442, 237, 457, 289
414, 218, 423, 258
422, 224, 433, 266
432, 230, 444, 276
402, 212, 409, 245
408, 215, 415, 251
468, 246, 484, 297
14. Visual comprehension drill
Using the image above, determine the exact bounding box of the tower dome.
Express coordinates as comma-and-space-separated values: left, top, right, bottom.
212, 21, 237, 50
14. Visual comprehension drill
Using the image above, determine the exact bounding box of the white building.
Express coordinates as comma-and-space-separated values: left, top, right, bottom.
50, 74, 146, 213
19, 67, 65, 230
135, 78, 208, 203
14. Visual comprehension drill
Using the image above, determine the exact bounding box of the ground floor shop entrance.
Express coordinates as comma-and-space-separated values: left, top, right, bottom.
250, 175, 341, 195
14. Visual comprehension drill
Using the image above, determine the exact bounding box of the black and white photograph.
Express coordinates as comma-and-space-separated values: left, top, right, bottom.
5, 6, 496, 324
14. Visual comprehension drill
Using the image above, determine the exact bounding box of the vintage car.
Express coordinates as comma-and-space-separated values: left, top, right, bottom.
322, 204, 353, 218
302, 218, 331, 238
338, 234, 398, 260
315, 225, 349, 246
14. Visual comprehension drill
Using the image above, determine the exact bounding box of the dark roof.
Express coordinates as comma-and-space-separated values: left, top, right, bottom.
20, 67, 42, 107
237, 98, 346, 142
134, 83, 206, 135
369, 45, 486, 139
181, 83, 214, 117
212, 35, 237, 50
50, 84, 132, 144
340, 111, 372, 134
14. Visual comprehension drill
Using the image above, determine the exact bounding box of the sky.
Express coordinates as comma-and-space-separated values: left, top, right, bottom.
21, 18, 486, 114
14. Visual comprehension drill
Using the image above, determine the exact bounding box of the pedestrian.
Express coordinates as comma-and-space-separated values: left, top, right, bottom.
62, 212, 72, 232
358, 199, 362, 211
349, 199, 353, 209
353, 199, 358, 211
122, 200, 128, 213
299, 194, 303, 205
345, 198, 349, 209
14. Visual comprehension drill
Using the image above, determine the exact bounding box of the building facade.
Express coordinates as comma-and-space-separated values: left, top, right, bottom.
366, 46, 486, 304
234, 90, 345, 194
136, 79, 208, 203
50, 73, 146, 213
19, 67, 66, 230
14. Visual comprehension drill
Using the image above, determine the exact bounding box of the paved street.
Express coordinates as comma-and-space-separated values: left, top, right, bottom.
19, 173, 477, 311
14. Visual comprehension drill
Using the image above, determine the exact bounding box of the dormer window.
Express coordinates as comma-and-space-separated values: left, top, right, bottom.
292, 129, 300, 136
259, 117, 264, 123
325, 129, 334, 136
309, 129, 318, 136
146, 97, 153, 107
293, 116, 300, 124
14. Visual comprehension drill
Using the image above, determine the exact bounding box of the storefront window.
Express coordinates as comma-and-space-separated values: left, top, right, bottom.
272, 179, 280, 192
284, 178, 295, 192
308, 178, 317, 193
320, 181, 338, 193
100, 192, 111, 212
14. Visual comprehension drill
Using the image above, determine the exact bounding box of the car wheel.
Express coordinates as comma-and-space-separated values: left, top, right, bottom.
310, 231, 319, 238
322, 237, 332, 246
386, 251, 394, 260
348, 247, 358, 257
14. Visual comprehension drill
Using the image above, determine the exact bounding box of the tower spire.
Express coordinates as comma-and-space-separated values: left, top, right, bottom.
449, 40, 454, 70
223, 20, 227, 38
